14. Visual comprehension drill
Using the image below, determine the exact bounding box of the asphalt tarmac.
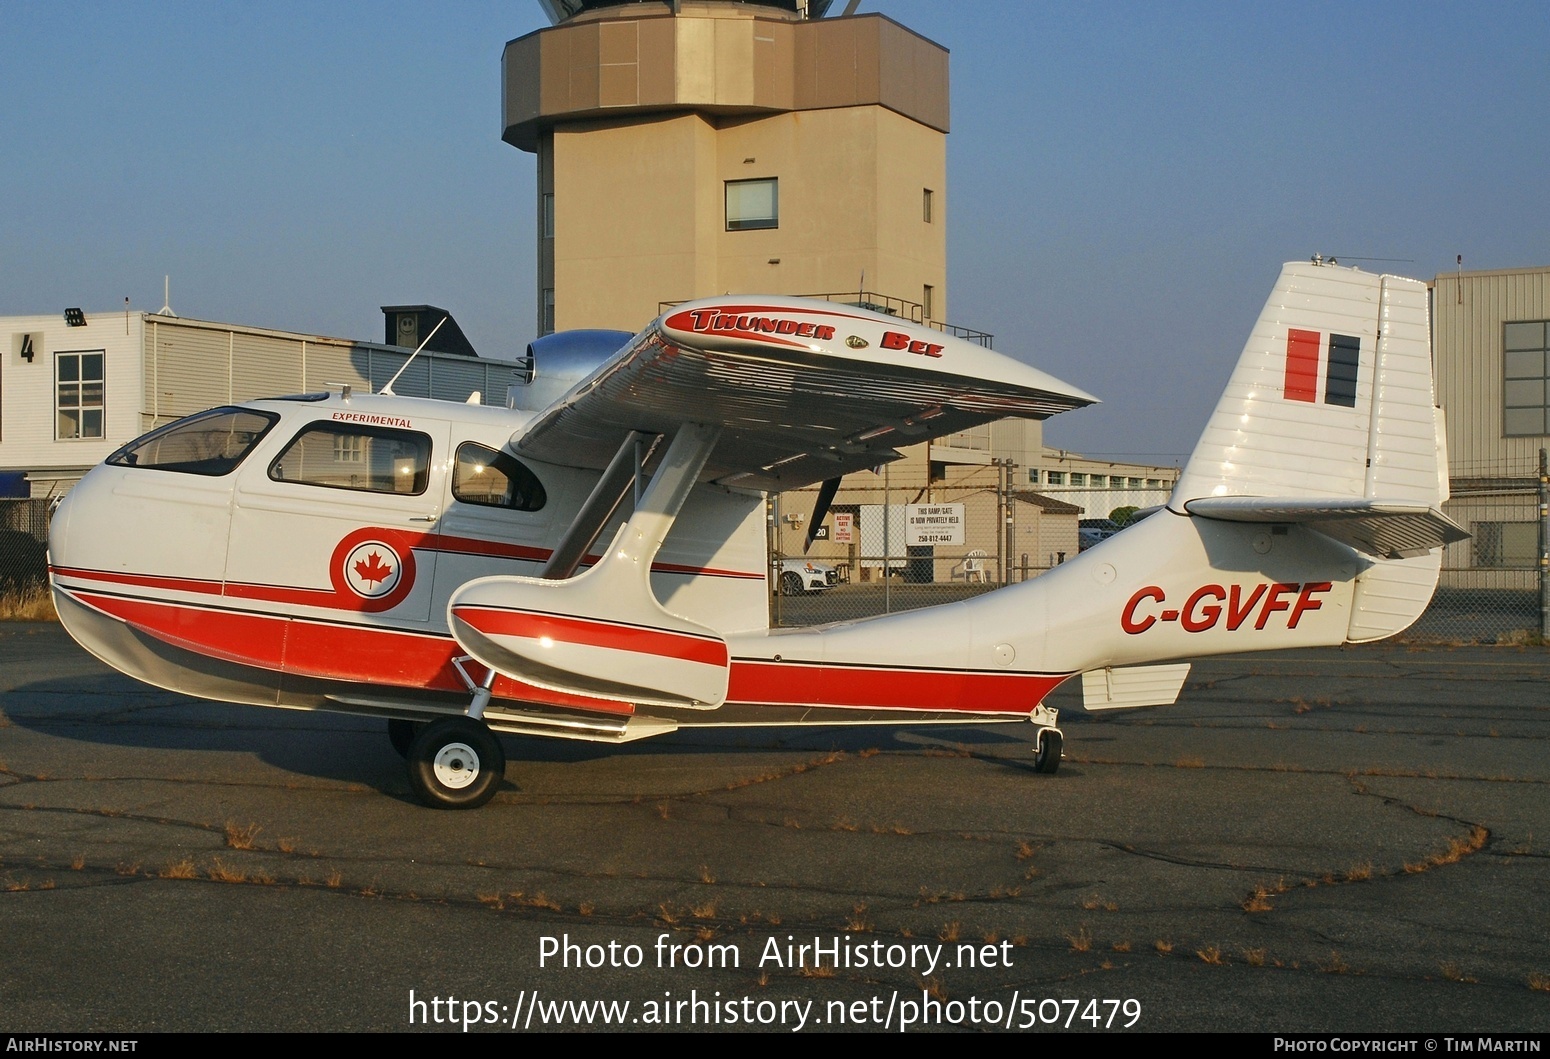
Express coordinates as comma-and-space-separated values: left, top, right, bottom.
1, 622, 1547, 1033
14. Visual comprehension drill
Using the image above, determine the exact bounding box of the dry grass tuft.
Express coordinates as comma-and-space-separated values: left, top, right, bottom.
1111, 940, 1131, 953
858, 748, 881, 759
698, 865, 716, 884
1081, 894, 1119, 912
1319, 951, 1350, 974
1343, 862, 1373, 882
689, 900, 717, 920
578, 902, 595, 916
1439, 961, 1477, 983
158, 859, 198, 880
1066, 927, 1092, 953
477, 892, 505, 910
921, 976, 947, 1001
1173, 756, 1206, 769
845, 904, 873, 932
1527, 972, 1550, 993
325, 870, 343, 889
798, 963, 836, 979
223, 821, 261, 850
70, 855, 85, 871
939, 921, 962, 943
1154, 939, 1173, 955
1015, 840, 1037, 861
1196, 944, 1224, 965
1242, 886, 1276, 913
207, 858, 246, 883
1244, 948, 1267, 967
0, 587, 57, 622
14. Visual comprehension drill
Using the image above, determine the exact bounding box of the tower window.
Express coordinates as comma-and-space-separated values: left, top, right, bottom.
726, 178, 778, 231
923, 188, 934, 223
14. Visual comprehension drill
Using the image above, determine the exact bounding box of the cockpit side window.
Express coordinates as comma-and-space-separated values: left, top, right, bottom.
269, 423, 432, 495
452, 442, 547, 512
107, 407, 279, 476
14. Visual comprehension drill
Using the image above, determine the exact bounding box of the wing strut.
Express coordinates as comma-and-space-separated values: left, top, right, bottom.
542, 429, 660, 580
449, 422, 731, 710
804, 476, 842, 554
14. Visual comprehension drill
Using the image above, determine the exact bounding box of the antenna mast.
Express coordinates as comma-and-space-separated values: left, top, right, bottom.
381, 316, 449, 396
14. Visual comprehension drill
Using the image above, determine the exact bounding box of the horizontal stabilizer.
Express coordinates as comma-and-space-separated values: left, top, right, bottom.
1185, 496, 1468, 560
1081, 663, 1192, 710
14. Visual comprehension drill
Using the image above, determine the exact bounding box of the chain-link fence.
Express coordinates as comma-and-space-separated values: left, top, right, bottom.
768, 468, 1081, 628
769, 458, 1550, 643
1411, 454, 1548, 642
1, 498, 50, 600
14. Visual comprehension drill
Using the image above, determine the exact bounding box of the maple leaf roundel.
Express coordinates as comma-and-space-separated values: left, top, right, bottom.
343, 540, 404, 598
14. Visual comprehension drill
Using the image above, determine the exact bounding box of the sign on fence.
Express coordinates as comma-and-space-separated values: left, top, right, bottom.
905, 503, 965, 546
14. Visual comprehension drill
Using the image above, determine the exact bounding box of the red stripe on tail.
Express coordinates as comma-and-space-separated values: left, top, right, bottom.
1284, 328, 1321, 402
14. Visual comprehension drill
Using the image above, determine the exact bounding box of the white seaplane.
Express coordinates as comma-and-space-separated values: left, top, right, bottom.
48, 262, 1466, 808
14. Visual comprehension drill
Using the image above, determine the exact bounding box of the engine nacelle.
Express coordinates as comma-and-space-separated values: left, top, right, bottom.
507, 329, 633, 413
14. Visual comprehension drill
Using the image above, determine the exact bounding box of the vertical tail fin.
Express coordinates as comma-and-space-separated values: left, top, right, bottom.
1173, 261, 1442, 507
1169, 261, 1463, 641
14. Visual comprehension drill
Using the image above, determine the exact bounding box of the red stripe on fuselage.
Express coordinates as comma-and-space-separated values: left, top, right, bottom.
726, 660, 1062, 714
452, 606, 729, 667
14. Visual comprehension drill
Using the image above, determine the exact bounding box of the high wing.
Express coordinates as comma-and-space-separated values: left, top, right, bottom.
513, 297, 1096, 491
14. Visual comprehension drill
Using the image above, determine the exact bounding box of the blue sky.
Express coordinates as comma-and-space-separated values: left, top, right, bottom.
4, 1, 1547, 461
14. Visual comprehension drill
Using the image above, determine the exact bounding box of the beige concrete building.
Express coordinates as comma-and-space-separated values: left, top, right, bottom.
503, 1, 950, 335
1430, 265, 1549, 589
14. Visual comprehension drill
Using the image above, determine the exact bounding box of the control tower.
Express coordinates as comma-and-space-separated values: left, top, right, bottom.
502, 0, 949, 335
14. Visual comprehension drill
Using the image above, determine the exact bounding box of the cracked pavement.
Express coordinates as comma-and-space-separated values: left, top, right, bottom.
2, 622, 1548, 1031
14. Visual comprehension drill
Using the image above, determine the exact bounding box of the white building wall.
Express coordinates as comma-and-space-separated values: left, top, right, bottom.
2, 311, 146, 492
5, 311, 524, 497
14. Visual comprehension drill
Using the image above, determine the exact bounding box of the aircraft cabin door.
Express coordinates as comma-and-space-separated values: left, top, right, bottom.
226, 415, 450, 625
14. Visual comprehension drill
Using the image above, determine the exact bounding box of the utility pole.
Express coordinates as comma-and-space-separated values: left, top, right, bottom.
1539, 448, 1548, 638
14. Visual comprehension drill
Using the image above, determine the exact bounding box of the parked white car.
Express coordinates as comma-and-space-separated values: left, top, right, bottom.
776, 559, 838, 595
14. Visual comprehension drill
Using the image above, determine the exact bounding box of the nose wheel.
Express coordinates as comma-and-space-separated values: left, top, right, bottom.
1030, 704, 1062, 775
1033, 728, 1063, 774
406, 717, 505, 809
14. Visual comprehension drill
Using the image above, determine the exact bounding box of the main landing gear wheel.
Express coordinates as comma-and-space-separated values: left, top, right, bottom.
387, 718, 424, 758
1033, 729, 1063, 775
407, 717, 505, 810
